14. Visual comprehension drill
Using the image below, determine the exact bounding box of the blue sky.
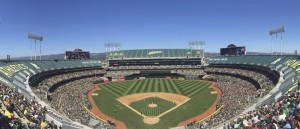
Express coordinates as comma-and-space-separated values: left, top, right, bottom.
0, 0, 299, 58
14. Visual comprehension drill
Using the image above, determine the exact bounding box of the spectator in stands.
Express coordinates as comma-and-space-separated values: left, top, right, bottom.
217, 83, 300, 129
30, 70, 112, 128
0, 83, 59, 129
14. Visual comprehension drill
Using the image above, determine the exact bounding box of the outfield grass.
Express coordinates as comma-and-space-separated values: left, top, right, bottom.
92, 79, 217, 129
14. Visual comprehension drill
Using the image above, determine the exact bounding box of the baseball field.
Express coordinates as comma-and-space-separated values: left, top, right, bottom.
90, 79, 219, 129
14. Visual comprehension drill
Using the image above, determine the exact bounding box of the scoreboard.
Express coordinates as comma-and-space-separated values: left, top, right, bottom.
220, 46, 246, 56
64, 49, 90, 60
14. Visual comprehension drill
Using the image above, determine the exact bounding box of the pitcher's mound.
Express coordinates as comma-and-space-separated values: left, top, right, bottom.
143, 116, 160, 124
148, 104, 157, 108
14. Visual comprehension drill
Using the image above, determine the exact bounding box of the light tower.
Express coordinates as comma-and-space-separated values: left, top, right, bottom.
188, 41, 205, 58
28, 33, 43, 61
105, 43, 122, 59
269, 26, 285, 55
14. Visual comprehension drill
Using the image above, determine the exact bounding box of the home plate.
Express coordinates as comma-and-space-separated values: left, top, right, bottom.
143, 116, 160, 124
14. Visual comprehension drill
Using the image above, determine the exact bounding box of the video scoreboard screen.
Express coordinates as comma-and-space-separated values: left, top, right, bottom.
220, 46, 246, 56
65, 49, 90, 60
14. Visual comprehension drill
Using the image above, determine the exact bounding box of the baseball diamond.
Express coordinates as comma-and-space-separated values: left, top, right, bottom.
90, 79, 219, 129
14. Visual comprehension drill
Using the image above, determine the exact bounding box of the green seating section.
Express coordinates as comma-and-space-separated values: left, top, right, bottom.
0, 60, 102, 90
107, 49, 203, 59
211, 55, 300, 71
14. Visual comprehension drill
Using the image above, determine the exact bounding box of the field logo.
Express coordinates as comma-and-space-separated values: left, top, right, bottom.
0, 64, 29, 77
148, 51, 162, 55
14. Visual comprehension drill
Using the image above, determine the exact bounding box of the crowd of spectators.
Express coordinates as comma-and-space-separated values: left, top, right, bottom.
31, 69, 114, 128
32, 70, 105, 102
0, 83, 60, 129
49, 77, 94, 125
105, 70, 140, 77
205, 67, 276, 97
117, 65, 202, 70
198, 75, 261, 128
220, 81, 300, 129
171, 69, 206, 76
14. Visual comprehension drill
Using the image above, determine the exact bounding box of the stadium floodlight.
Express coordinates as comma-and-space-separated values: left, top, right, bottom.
269, 26, 285, 35
269, 26, 285, 55
105, 43, 122, 59
28, 33, 43, 41
189, 40, 206, 57
105, 43, 121, 51
189, 41, 205, 46
189, 41, 205, 50
28, 33, 44, 61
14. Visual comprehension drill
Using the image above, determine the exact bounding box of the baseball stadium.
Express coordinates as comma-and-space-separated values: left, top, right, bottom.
1, 1, 299, 129
1, 45, 300, 129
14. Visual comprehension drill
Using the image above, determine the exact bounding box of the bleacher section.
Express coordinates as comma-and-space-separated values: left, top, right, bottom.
209, 55, 300, 107
171, 69, 206, 76
107, 49, 203, 59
